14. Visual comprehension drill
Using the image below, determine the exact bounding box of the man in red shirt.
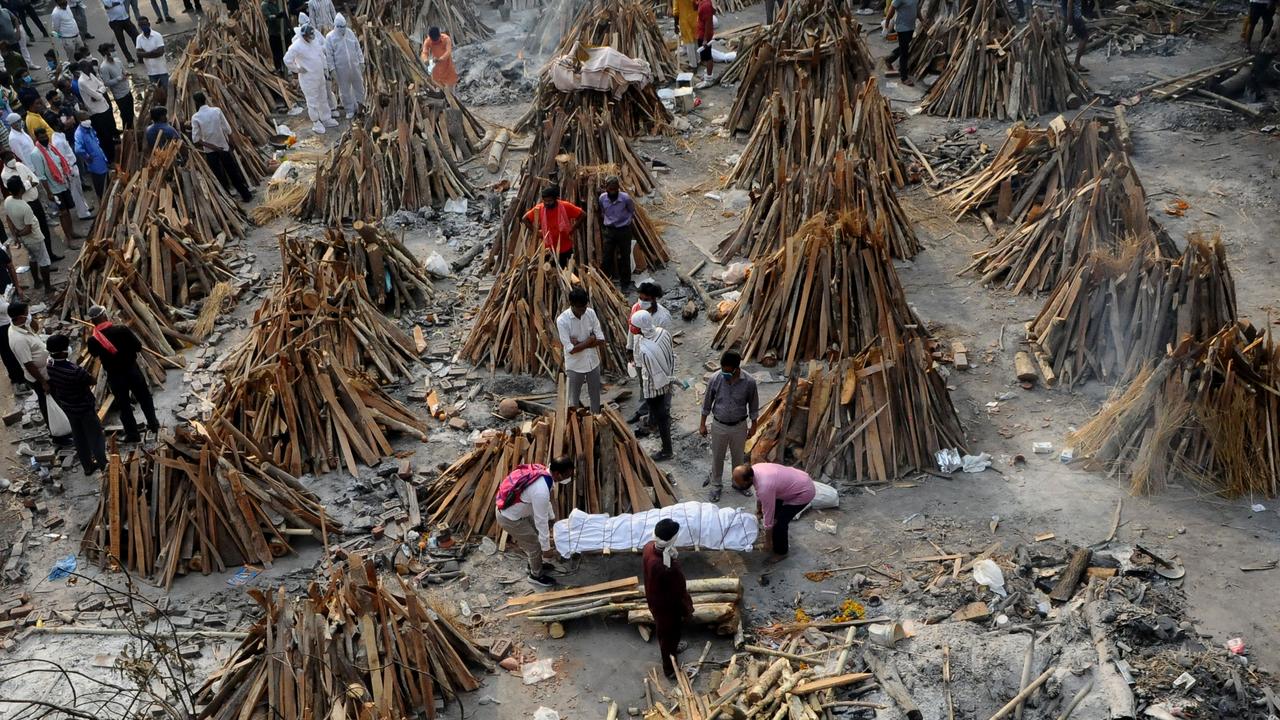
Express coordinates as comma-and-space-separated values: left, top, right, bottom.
522, 185, 584, 267
642, 518, 693, 678
695, 0, 715, 87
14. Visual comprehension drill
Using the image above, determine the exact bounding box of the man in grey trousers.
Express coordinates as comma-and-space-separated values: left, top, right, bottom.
699, 350, 759, 503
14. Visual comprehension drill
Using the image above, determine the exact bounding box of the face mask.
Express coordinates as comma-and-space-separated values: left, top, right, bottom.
641, 300, 654, 310
4, 160, 13, 168
556, 477, 573, 486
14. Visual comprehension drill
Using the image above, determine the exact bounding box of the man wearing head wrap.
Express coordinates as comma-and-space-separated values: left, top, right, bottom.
84, 304, 159, 442
642, 518, 693, 678
419, 26, 457, 87
632, 308, 676, 461
284, 19, 336, 135
4, 113, 35, 169
324, 14, 363, 119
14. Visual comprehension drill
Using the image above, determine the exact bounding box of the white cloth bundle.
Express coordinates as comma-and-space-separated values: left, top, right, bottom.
552, 501, 759, 558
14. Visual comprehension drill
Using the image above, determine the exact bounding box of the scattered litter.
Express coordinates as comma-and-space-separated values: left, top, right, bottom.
814, 519, 838, 535
443, 198, 468, 214
227, 565, 262, 588
972, 558, 1007, 597
810, 481, 839, 509
47, 554, 77, 581
1032, 442, 1054, 454
867, 622, 905, 647
522, 658, 558, 684
936, 448, 962, 473
1059, 448, 1074, 462
1225, 637, 1246, 655
1172, 671, 1196, 690
1250, 503, 1266, 512
424, 252, 452, 278
961, 452, 992, 473
715, 260, 752, 284
532, 708, 560, 720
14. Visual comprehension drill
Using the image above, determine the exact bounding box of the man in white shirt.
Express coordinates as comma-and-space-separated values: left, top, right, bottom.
494, 457, 575, 587
3, 114, 35, 170
6, 300, 50, 431
190, 91, 252, 202
3, 175, 50, 292
49, 0, 82, 63
133, 16, 167, 88
1, 149, 57, 266
100, 0, 137, 64
556, 286, 606, 414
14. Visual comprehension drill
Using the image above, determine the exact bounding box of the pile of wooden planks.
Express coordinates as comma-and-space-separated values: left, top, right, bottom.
210, 236, 428, 477
459, 254, 631, 376
355, 0, 494, 44
312, 221, 435, 315
170, 15, 293, 183
505, 576, 742, 635
961, 152, 1171, 294
647, 635, 881, 720
81, 428, 340, 589
922, 9, 1090, 119
1071, 322, 1279, 498
727, 0, 873, 136
299, 28, 483, 223
1136, 55, 1257, 116
229, 0, 271, 61
945, 114, 1124, 223
718, 152, 918, 261
714, 211, 926, 373
194, 555, 491, 720
728, 77, 905, 190
902, 0, 1000, 79
424, 404, 678, 540
58, 143, 240, 393
517, 63, 673, 137
748, 346, 966, 485
491, 105, 668, 271
1027, 235, 1236, 388
557, 0, 677, 82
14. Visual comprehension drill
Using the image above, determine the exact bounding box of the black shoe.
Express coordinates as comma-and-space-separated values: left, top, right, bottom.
163, 15, 176, 21
50, 253, 65, 261
652, 450, 673, 462
527, 573, 557, 588
85, 33, 96, 38
123, 434, 142, 443
146, 423, 160, 432
709, 487, 722, 502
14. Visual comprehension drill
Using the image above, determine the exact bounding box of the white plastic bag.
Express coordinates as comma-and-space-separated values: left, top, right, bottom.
423, 252, 452, 278
47, 398, 72, 438
716, 260, 752, 284
972, 559, 1007, 597
810, 481, 839, 509
522, 658, 557, 685
533, 709, 561, 720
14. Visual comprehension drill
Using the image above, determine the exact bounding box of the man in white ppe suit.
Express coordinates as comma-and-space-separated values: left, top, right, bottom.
283, 21, 336, 135
324, 13, 364, 118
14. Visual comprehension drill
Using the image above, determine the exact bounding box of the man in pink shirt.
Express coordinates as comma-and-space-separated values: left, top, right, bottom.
732, 462, 815, 558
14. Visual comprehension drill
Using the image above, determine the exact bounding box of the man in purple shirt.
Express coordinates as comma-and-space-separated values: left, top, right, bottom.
732, 462, 816, 558
598, 175, 636, 289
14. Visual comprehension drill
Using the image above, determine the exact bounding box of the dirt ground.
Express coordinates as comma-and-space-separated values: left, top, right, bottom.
2, 0, 1280, 717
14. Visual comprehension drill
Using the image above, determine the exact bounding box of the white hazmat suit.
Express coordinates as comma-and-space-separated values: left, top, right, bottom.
283, 24, 337, 135
325, 14, 365, 118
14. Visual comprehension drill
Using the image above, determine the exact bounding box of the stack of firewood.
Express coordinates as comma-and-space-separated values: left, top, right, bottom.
945, 115, 1124, 223
211, 236, 428, 476
81, 428, 340, 589
58, 143, 240, 391
311, 221, 434, 314
230, 0, 271, 60
507, 576, 742, 635
194, 556, 491, 720
299, 28, 483, 223
491, 106, 668, 271
961, 152, 1171, 294
714, 212, 929, 373
727, 0, 873, 136
459, 254, 630, 376
424, 404, 678, 540
1071, 322, 1278, 498
748, 349, 965, 485
922, 8, 1089, 119
170, 16, 293, 182
1028, 235, 1236, 388
728, 78, 905, 190
356, 0, 493, 44
518, 64, 673, 137
719, 152, 918, 261
558, 0, 677, 82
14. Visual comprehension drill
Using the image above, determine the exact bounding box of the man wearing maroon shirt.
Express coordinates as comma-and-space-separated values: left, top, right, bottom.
694, 0, 715, 87
642, 518, 693, 678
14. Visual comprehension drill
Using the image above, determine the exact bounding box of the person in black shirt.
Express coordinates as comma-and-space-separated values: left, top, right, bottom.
0, 248, 25, 391
45, 333, 107, 474
84, 304, 158, 441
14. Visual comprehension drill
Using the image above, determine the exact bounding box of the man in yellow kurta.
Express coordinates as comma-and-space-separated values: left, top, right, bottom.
673, 0, 698, 69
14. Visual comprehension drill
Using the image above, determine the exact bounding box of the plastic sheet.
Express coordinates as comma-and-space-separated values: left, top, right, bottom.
552, 501, 758, 558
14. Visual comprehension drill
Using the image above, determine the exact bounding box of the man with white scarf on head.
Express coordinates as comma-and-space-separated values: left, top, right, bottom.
642, 518, 693, 679
283, 17, 336, 135
632, 308, 676, 461
324, 14, 364, 119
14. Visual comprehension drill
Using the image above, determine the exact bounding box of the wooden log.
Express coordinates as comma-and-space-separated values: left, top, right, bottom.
1050, 548, 1092, 603
866, 651, 923, 720
486, 128, 511, 173
988, 667, 1057, 720
1014, 352, 1037, 382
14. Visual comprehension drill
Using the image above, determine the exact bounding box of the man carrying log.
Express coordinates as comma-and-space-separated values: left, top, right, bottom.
632, 309, 676, 461
557, 287, 605, 414
494, 457, 575, 588
84, 304, 159, 442
642, 518, 693, 679
522, 185, 582, 267
598, 175, 635, 288
732, 463, 815, 559
700, 350, 758, 503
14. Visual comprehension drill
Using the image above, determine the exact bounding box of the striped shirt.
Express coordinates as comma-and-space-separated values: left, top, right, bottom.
636, 328, 675, 399
46, 359, 95, 415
